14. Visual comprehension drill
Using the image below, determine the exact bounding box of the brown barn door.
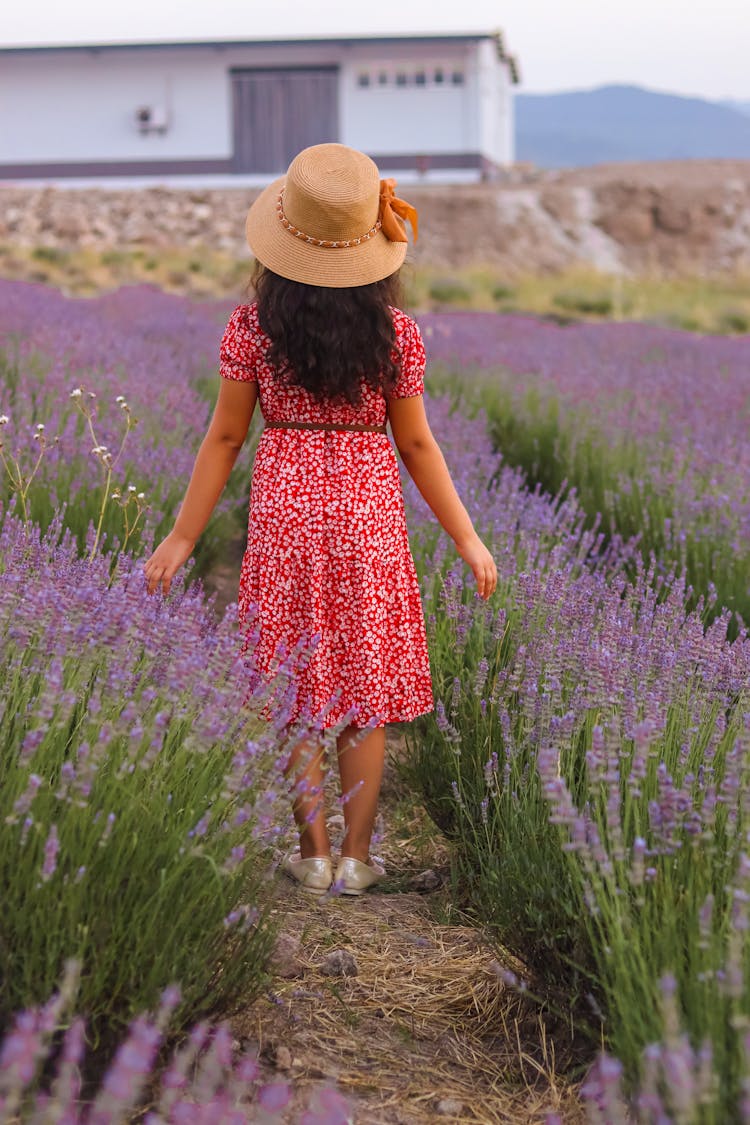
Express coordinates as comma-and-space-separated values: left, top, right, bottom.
231, 68, 339, 173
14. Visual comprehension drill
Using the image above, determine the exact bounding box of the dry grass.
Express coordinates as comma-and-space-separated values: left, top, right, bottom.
222, 731, 585, 1124
3, 243, 750, 334
236, 891, 582, 1123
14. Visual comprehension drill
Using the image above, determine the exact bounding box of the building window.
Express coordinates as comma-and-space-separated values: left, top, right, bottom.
356, 64, 462, 89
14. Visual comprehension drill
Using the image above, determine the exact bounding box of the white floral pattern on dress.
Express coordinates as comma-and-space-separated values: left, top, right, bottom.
220, 302, 434, 729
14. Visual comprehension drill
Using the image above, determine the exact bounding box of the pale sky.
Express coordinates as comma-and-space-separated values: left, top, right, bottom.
2, 0, 748, 102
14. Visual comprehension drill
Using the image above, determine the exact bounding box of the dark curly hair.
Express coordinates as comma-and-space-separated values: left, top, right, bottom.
250, 262, 404, 407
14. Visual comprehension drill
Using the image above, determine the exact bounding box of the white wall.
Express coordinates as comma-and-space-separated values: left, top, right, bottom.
0, 38, 513, 167
2, 48, 229, 161
476, 37, 514, 165
339, 42, 472, 154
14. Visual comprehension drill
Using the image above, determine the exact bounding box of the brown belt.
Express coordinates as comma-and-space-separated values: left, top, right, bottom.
263, 420, 387, 434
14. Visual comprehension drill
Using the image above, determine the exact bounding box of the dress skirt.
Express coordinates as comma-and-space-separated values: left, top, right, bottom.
220, 301, 435, 731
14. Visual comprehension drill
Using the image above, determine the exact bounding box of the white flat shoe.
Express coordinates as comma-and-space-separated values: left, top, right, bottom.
333, 856, 386, 896
281, 852, 333, 893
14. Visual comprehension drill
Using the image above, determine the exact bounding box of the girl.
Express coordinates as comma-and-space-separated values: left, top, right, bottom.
144, 143, 497, 897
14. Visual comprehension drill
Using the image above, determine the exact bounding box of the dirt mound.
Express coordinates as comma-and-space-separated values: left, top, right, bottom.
407, 160, 750, 276
1, 159, 749, 277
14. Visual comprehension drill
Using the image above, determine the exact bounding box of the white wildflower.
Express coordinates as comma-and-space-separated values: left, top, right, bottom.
137, 492, 145, 500
127, 484, 136, 492
69, 388, 83, 398
115, 395, 125, 403
36, 423, 45, 431
0, 415, 8, 425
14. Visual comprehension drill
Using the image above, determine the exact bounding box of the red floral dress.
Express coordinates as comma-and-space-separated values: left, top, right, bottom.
219, 301, 434, 730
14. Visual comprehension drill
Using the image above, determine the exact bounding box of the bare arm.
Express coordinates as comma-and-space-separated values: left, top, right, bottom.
388, 394, 497, 599
144, 379, 258, 595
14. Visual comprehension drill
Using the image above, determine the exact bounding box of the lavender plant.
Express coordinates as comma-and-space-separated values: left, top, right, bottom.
0, 281, 260, 577
419, 310, 750, 626
400, 403, 633, 989
0, 960, 352, 1123
8, 278, 750, 1117
581, 906, 750, 1125
0, 384, 151, 579
399, 401, 750, 1114
0, 507, 330, 1081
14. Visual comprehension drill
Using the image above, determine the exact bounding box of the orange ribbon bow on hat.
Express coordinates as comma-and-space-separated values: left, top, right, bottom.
378, 178, 419, 243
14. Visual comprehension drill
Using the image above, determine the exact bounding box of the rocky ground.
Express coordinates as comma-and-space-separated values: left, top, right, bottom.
2, 159, 749, 278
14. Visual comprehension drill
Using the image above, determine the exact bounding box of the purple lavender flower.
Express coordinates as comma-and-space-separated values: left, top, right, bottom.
40, 823, 60, 881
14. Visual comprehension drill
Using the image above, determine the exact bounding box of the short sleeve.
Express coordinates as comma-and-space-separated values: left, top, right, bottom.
391, 314, 426, 399
219, 305, 258, 383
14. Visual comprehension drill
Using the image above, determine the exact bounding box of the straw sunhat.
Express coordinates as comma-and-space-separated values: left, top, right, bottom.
245, 143, 418, 288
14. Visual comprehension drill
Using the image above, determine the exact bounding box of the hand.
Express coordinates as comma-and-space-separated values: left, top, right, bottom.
454, 533, 498, 600
143, 531, 196, 597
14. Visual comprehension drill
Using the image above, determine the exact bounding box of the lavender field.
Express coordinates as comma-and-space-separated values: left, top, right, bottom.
1, 279, 750, 1122
421, 310, 750, 628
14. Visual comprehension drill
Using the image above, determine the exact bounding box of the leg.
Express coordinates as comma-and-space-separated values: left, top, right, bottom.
335, 724, 386, 864
282, 735, 331, 859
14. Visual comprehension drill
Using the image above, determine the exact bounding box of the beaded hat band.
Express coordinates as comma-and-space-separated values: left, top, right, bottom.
276, 189, 382, 248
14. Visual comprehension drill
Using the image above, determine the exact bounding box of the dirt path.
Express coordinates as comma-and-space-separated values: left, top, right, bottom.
232, 733, 583, 1123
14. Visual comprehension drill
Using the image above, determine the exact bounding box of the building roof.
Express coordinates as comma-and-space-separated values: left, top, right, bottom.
0, 31, 521, 82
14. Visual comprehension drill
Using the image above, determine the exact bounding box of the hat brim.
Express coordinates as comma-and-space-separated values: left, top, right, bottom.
245, 177, 408, 289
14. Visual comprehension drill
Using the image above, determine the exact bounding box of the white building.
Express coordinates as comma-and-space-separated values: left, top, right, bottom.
0, 32, 520, 184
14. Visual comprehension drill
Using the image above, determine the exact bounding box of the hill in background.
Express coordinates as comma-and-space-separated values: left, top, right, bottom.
721, 99, 750, 116
516, 84, 750, 167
